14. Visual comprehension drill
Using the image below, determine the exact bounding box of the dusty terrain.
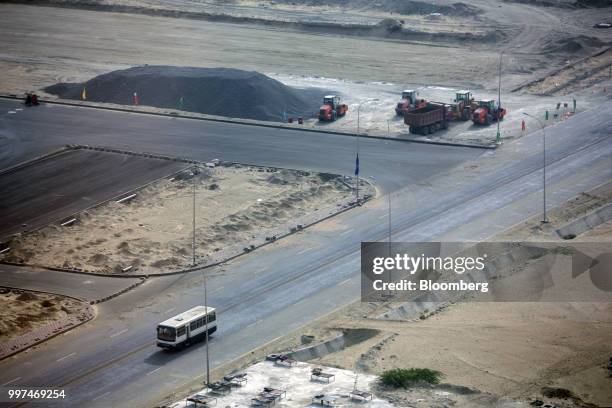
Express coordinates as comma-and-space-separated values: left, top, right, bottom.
5, 164, 370, 274
0, 288, 90, 343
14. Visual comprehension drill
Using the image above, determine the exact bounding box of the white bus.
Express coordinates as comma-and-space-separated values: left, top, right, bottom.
156, 306, 217, 349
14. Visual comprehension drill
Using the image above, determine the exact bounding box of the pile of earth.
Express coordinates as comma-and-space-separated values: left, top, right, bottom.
45, 66, 329, 122
269, 0, 481, 16
504, 0, 611, 8
541, 35, 609, 54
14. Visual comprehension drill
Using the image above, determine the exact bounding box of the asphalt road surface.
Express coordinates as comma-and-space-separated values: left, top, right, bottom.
0, 148, 187, 241
0, 99, 610, 407
0, 99, 482, 192
0, 264, 141, 301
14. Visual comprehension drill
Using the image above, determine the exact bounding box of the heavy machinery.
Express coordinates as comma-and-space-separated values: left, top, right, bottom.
404, 102, 449, 135
472, 99, 506, 125
24, 92, 39, 107
450, 91, 476, 121
318, 95, 348, 122
395, 90, 427, 116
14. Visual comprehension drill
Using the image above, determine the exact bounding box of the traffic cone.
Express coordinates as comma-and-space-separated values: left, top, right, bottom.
81, 87, 87, 101
133, 92, 139, 105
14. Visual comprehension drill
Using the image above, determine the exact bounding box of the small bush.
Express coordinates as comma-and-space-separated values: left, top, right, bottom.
541, 387, 574, 399
379, 368, 443, 388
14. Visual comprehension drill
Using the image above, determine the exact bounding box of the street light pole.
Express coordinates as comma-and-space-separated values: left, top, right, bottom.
204, 273, 210, 386
192, 166, 196, 267
354, 99, 379, 204
496, 51, 504, 145
523, 112, 548, 223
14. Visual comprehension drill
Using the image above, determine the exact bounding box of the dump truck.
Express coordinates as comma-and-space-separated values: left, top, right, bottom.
395, 90, 427, 116
318, 95, 348, 121
404, 103, 449, 135
472, 99, 506, 125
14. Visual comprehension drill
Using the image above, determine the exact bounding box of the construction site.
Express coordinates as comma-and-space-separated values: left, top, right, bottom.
0, 0, 610, 407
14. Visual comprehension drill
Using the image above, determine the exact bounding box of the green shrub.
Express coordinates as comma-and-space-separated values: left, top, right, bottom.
541, 387, 574, 399
379, 368, 443, 387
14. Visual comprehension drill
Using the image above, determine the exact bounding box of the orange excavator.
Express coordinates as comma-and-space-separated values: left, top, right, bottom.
318, 95, 348, 122
472, 99, 506, 125
395, 90, 427, 116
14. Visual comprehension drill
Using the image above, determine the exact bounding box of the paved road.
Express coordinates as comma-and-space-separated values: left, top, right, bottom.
0, 264, 141, 301
0, 100, 482, 193
0, 148, 187, 240
0, 100, 610, 407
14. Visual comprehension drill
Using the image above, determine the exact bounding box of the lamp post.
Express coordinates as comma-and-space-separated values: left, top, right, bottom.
203, 273, 210, 386
523, 112, 548, 223
496, 51, 504, 145
355, 99, 379, 203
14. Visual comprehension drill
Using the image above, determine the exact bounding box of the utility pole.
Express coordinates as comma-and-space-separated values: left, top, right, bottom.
354, 99, 379, 204
192, 166, 197, 267
523, 113, 548, 223
204, 273, 210, 386
496, 51, 504, 145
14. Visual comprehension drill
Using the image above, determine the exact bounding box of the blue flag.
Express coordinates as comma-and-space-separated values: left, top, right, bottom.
355, 153, 359, 176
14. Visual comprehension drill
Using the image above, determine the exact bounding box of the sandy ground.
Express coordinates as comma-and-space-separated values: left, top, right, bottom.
0, 288, 89, 343
5, 164, 370, 274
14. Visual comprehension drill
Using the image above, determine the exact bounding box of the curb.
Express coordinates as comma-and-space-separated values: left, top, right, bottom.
0, 95, 496, 150
89, 277, 148, 305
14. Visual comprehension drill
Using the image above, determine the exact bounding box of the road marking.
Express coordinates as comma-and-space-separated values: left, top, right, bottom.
56, 352, 76, 362
378, 213, 389, 220
339, 278, 352, 286
165, 308, 176, 314
211, 286, 224, 294
245, 319, 262, 329
92, 391, 111, 401
1, 377, 21, 386
297, 247, 312, 254
146, 367, 162, 376
110, 329, 128, 338
339, 228, 354, 236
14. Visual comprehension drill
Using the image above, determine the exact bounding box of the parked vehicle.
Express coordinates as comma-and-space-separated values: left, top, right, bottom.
404, 102, 449, 135
318, 95, 348, 121
395, 89, 427, 116
472, 99, 506, 125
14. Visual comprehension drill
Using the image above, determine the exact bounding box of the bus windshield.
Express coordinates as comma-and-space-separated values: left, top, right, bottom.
157, 325, 176, 341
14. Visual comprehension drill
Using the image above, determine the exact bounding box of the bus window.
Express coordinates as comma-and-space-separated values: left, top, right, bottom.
157, 326, 175, 341
176, 326, 186, 337
208, 312, 216, 323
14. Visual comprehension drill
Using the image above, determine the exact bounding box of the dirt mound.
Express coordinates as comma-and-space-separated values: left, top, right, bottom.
271, 0, 481, 16
45, 66, 329, 122
542, 35, 608, 54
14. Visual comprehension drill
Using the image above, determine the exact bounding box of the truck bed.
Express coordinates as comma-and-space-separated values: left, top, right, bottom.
404, 103, 447, 127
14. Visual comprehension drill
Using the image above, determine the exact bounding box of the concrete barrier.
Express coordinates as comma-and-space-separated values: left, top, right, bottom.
286, 328, 379, 361
556, 203, 612, 239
